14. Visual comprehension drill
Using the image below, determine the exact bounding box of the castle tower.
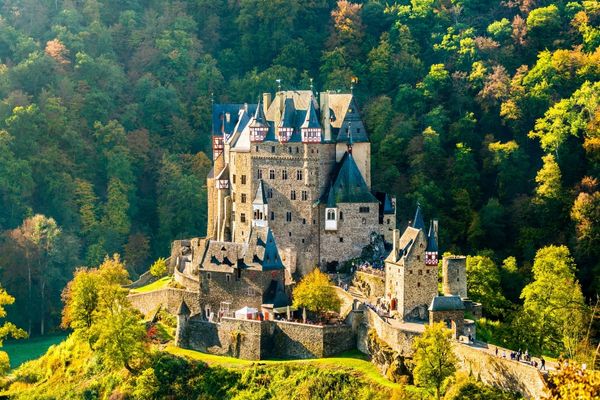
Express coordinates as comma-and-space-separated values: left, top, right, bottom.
442, 256, 467, 298
175, 300, 191, 347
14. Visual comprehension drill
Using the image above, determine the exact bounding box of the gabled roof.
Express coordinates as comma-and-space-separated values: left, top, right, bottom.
278, 97, 296, 129
245, 226, 284, 271
253, 180, 268, 205
429, 295, 465, 312
215, 164, 229, 181
336, 98, 368, 143
412, 203, 425, 230
323, 152, 378, 206
427, 220, 438, 252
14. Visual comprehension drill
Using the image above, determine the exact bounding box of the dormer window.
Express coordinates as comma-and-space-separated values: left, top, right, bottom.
302, 127, 321, 143
278, 127, 293, 143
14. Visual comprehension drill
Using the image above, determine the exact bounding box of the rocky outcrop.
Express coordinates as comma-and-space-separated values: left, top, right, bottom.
366, 329, 411, 383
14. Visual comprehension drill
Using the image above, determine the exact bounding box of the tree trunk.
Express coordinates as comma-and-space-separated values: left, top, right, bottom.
40, 280, 45, 336
27, 261, 32, 336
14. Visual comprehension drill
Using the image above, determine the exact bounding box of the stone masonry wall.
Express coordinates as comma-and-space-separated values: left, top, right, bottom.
453, 343, 549, 399
128, 288, 200, 317
354, 271, 385, 302
271, 320, 355, 359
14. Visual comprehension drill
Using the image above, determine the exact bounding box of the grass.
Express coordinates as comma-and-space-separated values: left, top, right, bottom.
130, 276, 172, 293
166, 346, 405, 390
4, 333, 68, 369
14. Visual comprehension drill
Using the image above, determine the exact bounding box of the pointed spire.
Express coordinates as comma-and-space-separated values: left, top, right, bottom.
426, 219, 438, 252
250, 98, 267, 127
412, 202, 425, 230
177, 300, 191, 316
253, 180, 268, 205
347, 122, 353, 154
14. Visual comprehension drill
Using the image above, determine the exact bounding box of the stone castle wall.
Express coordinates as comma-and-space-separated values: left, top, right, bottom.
453, 344, 549, 399
442, 256, 467, 298
128, 288, 199, 317
353, 271, 385, 302
174, 268, 199, 291
183, 317, 354, 360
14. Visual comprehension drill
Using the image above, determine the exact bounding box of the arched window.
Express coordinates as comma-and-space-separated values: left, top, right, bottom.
327, 209, 336, 220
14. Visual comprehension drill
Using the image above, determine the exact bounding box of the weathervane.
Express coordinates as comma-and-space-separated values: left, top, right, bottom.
310, 78, 313, 92
276, 79, 282, 92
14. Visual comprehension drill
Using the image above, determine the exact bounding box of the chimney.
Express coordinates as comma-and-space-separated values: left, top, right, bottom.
262, 93, 272, 115
320, 91, 331, 142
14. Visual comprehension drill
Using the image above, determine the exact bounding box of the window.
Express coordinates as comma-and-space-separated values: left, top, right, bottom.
296, 170, 303, 180
296, 147, 299, 153
359, 206, 370, 213
207, 272, 211, 280
257, 169, 263, 179
286, 212, 292, 222
311, 148, 314, 153
247, 287, 254, 296
269, 170, 275, 179
255, 146, 259, 152
290, 190, 296, 200
288, 231, 292, 237
226, 274, 230, 283
387, 218, 390, 224
233, 175, 236, 184
417, 282, 421, 287
241, 193, 247, 203
327, 209, 336, 220
267, 188, 273, 199
426, 269, 430, 274
240, 213, 246, 223
301, 190, 308, 201
418, 270, 423, 275
241, 175, 246, 184
339, 237, 344, 243
340, 212, 344, 220
282, 170, 288, 180
271, 146, 275, 153
270, 211, 275, 220
302, 218, 306, 224
288, 147, 292, 154
302, 238, 305, 243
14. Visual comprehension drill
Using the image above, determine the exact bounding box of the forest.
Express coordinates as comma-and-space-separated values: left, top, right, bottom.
0, 0, 597, 357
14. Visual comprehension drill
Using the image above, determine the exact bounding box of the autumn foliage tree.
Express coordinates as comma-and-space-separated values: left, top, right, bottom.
292, 269, 341, 320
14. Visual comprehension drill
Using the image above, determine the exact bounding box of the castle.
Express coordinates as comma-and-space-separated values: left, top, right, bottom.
207, 90, 396, 277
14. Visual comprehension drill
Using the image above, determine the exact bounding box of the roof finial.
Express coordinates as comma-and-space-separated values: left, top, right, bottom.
347, 122, 353, 154
276, 79, 282, 92
350, 76, 358, 95
310, 78, 314, 92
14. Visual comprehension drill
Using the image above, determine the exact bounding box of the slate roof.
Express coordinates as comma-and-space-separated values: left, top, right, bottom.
426, 220, 438, 252
336, 98, 368, 143
412, 203, 425, 230
263, 279, 288, 307
323, 152, 378, 206
253, 180, 268, 205
278, 97, 296, 129
177, 300, 191, 316
301, 98, 322, 130
429, 295, 465, 311
212, 104, 257, 137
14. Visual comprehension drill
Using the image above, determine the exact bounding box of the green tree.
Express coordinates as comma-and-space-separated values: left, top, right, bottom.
0, 285, 27, 374
521, 245, 587, 356
292, 269, 341, 319
412, 322, 457, 400
149, 257, 168, 278
466, 255, 508, 317
535, 154, 563, 201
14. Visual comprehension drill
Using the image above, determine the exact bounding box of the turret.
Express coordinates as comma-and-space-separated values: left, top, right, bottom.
412, 202, 425, 230
278, 97, 294, 143
249, 99, 269, 142
425, 219, 439, 266
252, 180, 269, 228
301, 98, 322, 143
442, 256, 467, 299
175, 300, 191, 347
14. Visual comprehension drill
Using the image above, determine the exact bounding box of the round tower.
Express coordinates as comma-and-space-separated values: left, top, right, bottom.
442, 256, 467, 298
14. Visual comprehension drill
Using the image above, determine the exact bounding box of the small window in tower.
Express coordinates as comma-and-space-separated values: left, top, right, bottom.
286, 212, 292, 222
289, 231, 292, 237
241, 175, 247, 185
270, 211, 275, 220
416, 255, 420, 261
226, 274, 230, 283
288, 147, 292, 154
257, 169, 262, 179
417, 282, 421, 287
269, 170, 275, 179
271, 146, 275, 153
233, 175, 236, 184
268, 188, 273, 198
340, 212, 343, 220
311, 148, 314, 153
302, 191, 308, 201
207, 272, 211, 280
327, 209, 335, 220
296, 147, 299, 153
339, 237, 344, 243
418, 270, 422, 275
282, 170, 288, 180
240, 213, 246, 223
387, 219, 390, 224
241, 193, 247, 203
302, 238, 305, 243
255, 146, 259, 152
302, 218, 306, 224
296, 170, 303, 180
457, 277, 460, 282
359, 206, 370, 213
290, 190, 296, 200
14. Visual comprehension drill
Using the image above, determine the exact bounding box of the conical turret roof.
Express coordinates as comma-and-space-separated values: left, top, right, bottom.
412, 203, 425, 230
426, 220, 438, 252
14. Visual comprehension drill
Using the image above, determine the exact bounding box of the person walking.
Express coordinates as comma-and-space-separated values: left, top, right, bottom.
541, 357, 546, 371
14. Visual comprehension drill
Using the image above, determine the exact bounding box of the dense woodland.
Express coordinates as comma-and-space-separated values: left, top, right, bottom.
0, 0, 597, 356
